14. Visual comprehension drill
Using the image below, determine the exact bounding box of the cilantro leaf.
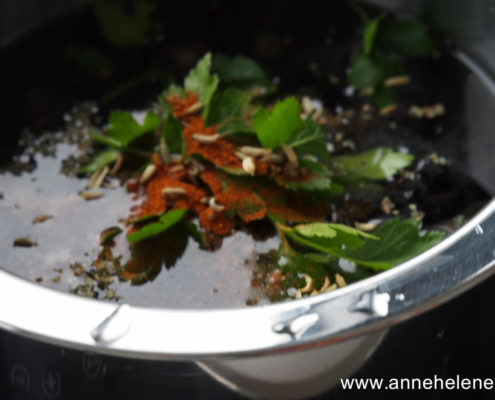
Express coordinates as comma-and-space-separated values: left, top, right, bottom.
184, 53, 219, 117
285, 219, 444, 271
378, 20, 435, 57
162, 111, 183, 154
285, 222, 378, 253
93, 0, 155, 47
127, 209, 188, 243
216, 55, 273, 89
275, 159, 332, 191
288, 116, 331, 164
253, 97, 304, 149
107, 110, 160, 146
363, 13, 385, 55
78, 149, 119, 174
183, 221, 206, 247
370, 86, 396, 110
218, 118, 255, 136
333, 147, 414, 180
206, 88, 252, 126
341, 219, 444, 269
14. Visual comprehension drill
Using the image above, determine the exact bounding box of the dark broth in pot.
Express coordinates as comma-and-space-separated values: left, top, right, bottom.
0, 1, 490, 308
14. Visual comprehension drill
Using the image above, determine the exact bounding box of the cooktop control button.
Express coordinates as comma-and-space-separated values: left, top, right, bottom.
42, 370, 61, 399
83, 353, 103, 379
10, 363, 30, 392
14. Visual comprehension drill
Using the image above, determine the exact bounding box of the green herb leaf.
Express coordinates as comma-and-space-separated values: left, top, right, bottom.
108, 110, 160, 146
363, 13, 385, 55
184, 53, 219, 117
378, 20, 435, 57
349, 52, 387, 89
93, 0, 155, 47
127, 209, 188, 243
275, 159, 332, 191
218, 118, 255, 136
333, 147, 414, 180
370, 86, 396, 110
253, 97, 304, 149
77, 149, 119, 174
287, 222, 378, 252
206, 88, 252, 126
288, 116, 331, 164
161, 83, 185, 99
162, 112, 183, 154
341, 219, 444, 269
216, 55, 272, 88
100, 226, 123, 245
182, 221, 206, 247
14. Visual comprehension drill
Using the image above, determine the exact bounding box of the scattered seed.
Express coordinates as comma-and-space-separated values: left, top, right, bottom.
409, 105, 424, 118
384, 75, 411, 87
32, 214, 53, 224
242, 157, 256, 176
192, 133, 220, 143
354, 221, 378, 232
52, 276, 61, 283
312, 107, 323, 120
140, 164, 157, 184
335, 273, 346, 288
342, 140, 356, 151
235, 151, 249, 161
186, 101, 204, 114
238, 146, 272, 157
379, 104, 397, 116
360, 86, 375, 96
259, 152, 284, 164
300, 274, 314, 293
162, 187, 188, 196
87, 168, 102, 189
301, 96, 314, 114
209, 197, 225, 212
323, 283, 338, 293
381, 196, 395, 215
79, 191, 103, 201
110, 152, 123, 176
91, 166, 109, 189
282, 144, 298, 165
70, 262, 85, 277
35, 277, 43, 283
169, 164, 185, 173
160, 137, 171, 164
13, 237, 37, 247
320, 276, 331, 292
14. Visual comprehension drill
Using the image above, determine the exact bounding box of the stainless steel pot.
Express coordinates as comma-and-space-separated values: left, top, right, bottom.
1, 1, 494, 399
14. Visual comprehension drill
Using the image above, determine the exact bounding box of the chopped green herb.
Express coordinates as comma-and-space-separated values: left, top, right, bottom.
108, 110, 160, 146
333, 147, 414, 180
127, 209, 188, 243
184, 53, 219, 117
78, 148, 119, 174
253, 97, 304, 149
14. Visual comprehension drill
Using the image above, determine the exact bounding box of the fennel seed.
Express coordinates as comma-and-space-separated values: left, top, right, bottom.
140, 164, 157, 184
32, 214, 53, 224
192, 133, 220, 143
79, 191, 103, 200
